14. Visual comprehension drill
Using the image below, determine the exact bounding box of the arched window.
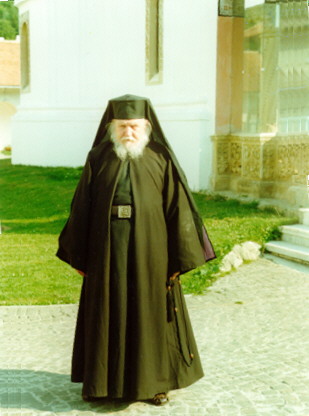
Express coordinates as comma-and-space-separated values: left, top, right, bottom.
20, 16, 30, 91
146, 0, 163, 84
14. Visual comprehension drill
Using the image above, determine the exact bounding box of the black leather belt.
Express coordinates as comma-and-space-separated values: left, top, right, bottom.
111, 205, 133, 218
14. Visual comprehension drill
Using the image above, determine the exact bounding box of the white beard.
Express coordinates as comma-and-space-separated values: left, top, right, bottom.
111, 133, 150, 161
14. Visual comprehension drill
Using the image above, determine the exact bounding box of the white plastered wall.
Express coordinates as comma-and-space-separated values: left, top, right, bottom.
12, 0, 218, 190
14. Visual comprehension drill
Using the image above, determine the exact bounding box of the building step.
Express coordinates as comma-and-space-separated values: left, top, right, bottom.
264, 253, 309, 274
299, 208, 309, 226
281, 224, 309, 248
265, 241, 309, 264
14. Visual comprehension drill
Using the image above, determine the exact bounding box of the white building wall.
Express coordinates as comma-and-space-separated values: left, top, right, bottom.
12, 0, 218, 190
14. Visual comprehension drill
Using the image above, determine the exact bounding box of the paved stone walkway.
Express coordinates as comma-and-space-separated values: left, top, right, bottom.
0, 258, 309, 416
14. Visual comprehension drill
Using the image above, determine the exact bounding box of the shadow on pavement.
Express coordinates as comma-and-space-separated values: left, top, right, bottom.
0, 369, 131, 413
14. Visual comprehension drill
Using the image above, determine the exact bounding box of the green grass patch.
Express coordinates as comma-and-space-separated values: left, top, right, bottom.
0, 159, 297, 304
0, 234, 81, 305
0, 158, 82, 232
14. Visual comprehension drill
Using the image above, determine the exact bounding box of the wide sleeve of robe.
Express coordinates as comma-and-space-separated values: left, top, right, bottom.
164, 158, 215, 276
56, 155, 92, 273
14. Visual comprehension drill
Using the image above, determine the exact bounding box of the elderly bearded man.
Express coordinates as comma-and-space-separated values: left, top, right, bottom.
57, 94, 215, 406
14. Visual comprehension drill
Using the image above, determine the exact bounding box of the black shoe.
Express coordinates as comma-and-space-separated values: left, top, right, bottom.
150, 392, 169, 406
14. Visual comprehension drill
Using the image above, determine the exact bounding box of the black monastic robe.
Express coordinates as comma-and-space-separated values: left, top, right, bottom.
57, 139, 214, 400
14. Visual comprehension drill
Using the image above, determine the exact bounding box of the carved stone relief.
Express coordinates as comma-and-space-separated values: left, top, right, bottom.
212, 134, 309, 206
217, 142, 229, 174
243, 144, 261, 179
263, 144, 276, 180
229, 142, 242, 174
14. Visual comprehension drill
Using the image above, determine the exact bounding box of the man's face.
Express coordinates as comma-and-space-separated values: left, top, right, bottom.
110, 118, 150, 161
113, 119, 148, 147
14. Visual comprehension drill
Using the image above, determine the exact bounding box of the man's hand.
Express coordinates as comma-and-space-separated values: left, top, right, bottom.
170, 271, 180, 280
76, 269, 87, 277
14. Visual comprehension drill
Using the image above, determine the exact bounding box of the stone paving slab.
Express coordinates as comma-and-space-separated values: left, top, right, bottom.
0, 258, 309, 416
